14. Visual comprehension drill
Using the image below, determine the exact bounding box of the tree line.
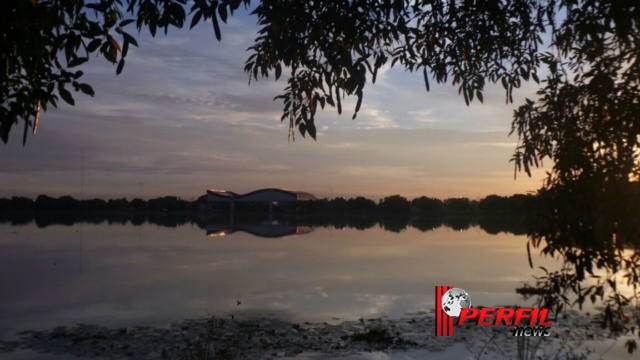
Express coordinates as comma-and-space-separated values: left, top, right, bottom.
0, 193, 538, 215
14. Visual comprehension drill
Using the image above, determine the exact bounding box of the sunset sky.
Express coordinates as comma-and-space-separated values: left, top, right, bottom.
0, 10, 550, 201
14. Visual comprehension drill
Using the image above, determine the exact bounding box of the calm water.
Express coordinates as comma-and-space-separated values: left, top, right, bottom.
0, 216, 561, 340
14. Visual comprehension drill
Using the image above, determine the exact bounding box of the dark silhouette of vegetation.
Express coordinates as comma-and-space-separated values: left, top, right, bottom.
378, 195, 411, 213
0, 210, 531, 238
3, 0, 634, 149
411, 196, 444, 214
0, 192, 537, 216
3, 0, 640, 349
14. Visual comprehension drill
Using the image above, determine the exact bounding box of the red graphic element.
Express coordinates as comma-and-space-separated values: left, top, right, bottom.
434, 285, 554, 337
457, 308, 553, 327
435, 285, 454, 336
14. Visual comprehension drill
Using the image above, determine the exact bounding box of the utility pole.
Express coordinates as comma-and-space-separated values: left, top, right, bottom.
79, 150, 84, 275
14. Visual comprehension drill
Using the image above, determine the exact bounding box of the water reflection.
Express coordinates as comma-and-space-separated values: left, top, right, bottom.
0, 217, 546, 341
0, 212, 530, 238
206, 223, 314, 238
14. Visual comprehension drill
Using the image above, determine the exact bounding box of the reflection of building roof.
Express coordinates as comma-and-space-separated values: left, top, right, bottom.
207, 188, 316, 202
206, 224, 314, 238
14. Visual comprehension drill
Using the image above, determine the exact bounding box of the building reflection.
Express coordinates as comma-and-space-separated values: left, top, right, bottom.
206, 222, 314, 238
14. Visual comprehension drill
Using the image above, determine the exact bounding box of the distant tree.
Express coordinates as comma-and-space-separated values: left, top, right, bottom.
411, 196, 443, 213
129, 198, 147, 212
0, 198, 10, 213
443, 197, 475, 213
84, 198, 107, 211
10, 197, 34, 212
478, 195, 508, 213
57, 195, 82, 211
346, 196, 377, 212
107, 197, 129, 212
329, 197, 348, 212
379, 195, 411, 213
34, 194, 57, 211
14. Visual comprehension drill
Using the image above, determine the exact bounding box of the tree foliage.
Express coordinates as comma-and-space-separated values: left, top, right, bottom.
3, 0, 640, 351
1, 0, 250, 144
2, 0, 546, 144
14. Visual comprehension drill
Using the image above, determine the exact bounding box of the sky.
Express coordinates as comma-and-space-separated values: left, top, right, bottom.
0, 8, 551, 201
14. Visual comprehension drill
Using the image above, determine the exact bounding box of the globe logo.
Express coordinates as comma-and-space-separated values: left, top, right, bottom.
441, 287, 472, 317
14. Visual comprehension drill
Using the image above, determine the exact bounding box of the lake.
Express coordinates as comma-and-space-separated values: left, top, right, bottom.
0, 216, 633, 359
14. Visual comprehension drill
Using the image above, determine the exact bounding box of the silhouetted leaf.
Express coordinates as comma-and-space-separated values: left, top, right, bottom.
306, 121, 317, 140
191, 10, 203, 30
212, 14, 221, 41
67, 57, 88, 68
531, 72, 539, 84
116, 58, 125, 75
119, 19, 135, 27
109, 37, 121, 52
353, 89, 363, 119
298, 122, 306, 138
86, 39, 101, 52
58, 88, 74, 105
275, 63, 282, 80
218, 5, 228, 23
423, 67, 430, 91
79, 84, 94, 96
625, 339, 637, 354
122, 32, 138, 47
122, 40, 129, 57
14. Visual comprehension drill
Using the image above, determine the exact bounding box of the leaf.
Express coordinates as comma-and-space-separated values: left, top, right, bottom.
107, 45, 118, 63
119, 19, 135, 27
218, 5, 228, 23
625, 339, 637, 354
335, 87, 342, 114
423, 67, 430, 91
122, 32, 138, 47
275, 63, 282, 80
68, 57, 88, 68
58, 87, 75, 105
87, 39, 101, 52
306, 121, 317, 140
109, 37, 121, 52
463, 86, 469, 105
79, 84, 95, 96
298, 122, 306, 138
149, 21, 157, 37
116, 58, 125, 75
122, 40, 129, 58
476, 90, 483, 103
325, 96, 335, 107
353, 89, 363, 119
501, 77, 508, 90
527, 241, 534, 269
531, 72, 540, 84
190, 10, 203, 29
212, 14, 221, 41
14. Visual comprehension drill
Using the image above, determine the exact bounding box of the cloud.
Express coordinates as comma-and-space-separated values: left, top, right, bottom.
0, 10, 551, 200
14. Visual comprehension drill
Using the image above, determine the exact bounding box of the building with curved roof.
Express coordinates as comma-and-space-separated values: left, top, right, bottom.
206, 188, 316, 212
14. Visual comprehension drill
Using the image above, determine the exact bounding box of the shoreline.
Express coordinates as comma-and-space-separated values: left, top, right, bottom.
0, 309, 614, 360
